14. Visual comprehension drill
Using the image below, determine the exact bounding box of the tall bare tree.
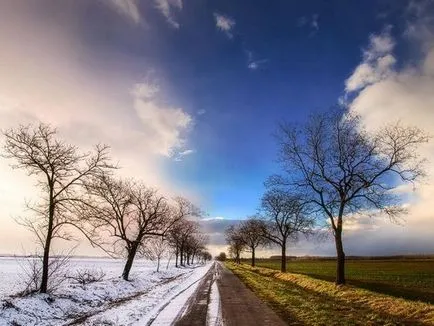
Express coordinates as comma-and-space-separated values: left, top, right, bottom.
260, 189, 314, 272
268, 109, 429, 284
238, 218, 269, 267
3, 124, 113, 293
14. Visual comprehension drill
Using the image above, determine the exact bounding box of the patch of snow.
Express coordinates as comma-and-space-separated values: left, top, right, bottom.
207, 280, 222, 326
137, 263, 214, 325
0, 257, 198, 326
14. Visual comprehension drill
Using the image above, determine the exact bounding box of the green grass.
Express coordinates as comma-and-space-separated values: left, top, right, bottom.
253, 258, 434, 303
226, 262, 434, 326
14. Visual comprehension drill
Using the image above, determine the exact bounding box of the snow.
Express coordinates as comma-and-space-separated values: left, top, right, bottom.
207, 280, 222, 326
142, 263, 213, 325
0, 257, 209, 326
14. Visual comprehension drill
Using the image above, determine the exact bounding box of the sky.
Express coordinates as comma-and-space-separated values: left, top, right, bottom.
0, 0, 434, 257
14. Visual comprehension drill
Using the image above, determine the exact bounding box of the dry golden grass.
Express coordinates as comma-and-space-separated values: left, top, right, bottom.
226, 262, 434, 325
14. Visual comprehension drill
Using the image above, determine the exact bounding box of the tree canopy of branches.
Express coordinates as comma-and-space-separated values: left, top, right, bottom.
84, 175, 196, 280
260, 189, 314, 272
3, 124, 113, 293
167, 219, 203, 267
268, 109, 429, 284
225, 225, 246, 264
238, 218, 269, 267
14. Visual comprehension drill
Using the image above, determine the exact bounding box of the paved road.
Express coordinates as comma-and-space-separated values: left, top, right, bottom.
215, 262, 287, 326
172, 262, 287, 326
174, 263, 218, 326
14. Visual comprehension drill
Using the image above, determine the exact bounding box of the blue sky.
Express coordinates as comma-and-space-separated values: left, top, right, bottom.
1, 0, 434, 256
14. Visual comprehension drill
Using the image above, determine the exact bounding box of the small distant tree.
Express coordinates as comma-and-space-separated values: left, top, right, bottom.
3, 124, 113, 293
225, 225, 245, 264
268, 109, 429, 284
239, 218, 269, 267
216, 252, 227, 261
260, 189, 314, 272
142, 236, 168, 272
167, 219, 200, 267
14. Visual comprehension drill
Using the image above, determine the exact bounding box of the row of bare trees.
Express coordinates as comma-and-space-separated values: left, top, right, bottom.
226, 108, 428, 286
225, 193, 314, 271
2, 123, 211, 293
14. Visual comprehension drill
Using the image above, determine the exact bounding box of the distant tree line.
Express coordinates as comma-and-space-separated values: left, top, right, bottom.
3, 123, 212, 294
225, 108, 428, 285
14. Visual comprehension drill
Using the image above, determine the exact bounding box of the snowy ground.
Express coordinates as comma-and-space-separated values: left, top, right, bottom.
0, 257, 215, 326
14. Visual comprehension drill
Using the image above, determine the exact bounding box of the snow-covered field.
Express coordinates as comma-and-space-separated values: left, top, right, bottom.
0, 257, 214, 326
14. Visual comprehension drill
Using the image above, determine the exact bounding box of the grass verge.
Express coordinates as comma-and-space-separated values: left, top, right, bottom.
225, 262, 434, 326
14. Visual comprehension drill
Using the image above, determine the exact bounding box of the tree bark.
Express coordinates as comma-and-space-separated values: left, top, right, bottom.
122, 242, 139, 281
40, 193, 54, 293
281, 242, 286, 273
334, 229, 345, 285
251, 247, 256, 267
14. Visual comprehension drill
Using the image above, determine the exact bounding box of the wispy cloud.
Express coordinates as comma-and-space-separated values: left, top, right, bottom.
174, 149, 196, 161
245, 50, 268, 70
106, 0, 142, 25
297, 13, 320, 36
154, 0, 183, 28
214, 13, 236, 39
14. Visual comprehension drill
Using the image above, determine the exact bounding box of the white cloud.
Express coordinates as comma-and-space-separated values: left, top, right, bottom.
154, 0, 183, 29
132, 81, 193, 157
214, 13, 235, 39
345, 29, 396, 92
0, 2, 199, 255
106, 0, 142, 24
341, 12, 434, 255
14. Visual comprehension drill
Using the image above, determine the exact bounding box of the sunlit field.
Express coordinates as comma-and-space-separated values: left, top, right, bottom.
248, 258, 434, 304
226, 262, 434, 325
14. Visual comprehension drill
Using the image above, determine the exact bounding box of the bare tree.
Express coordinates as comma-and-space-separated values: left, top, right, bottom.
268, 109, 429, 284
225, 225, 245, 264
260, 189, 314, 272
167, 219, 200, 267
238, 218, 269, 267
84, 175, 196, 280
3, 124, 113, 293
142, 236, 168, 272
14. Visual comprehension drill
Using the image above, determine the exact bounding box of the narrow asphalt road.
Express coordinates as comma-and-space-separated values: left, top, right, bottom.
174, 263, 217, 326
215, 262, 287, 326
172, 262, 287, 326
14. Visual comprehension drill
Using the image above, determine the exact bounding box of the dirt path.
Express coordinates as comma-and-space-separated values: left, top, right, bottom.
216, 262, 287, 326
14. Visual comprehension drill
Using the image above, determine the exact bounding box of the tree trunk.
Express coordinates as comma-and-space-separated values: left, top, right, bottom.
180, 248, 184, 266
175, 248, 179, 267
122, 242, 139, 281
157, 257, 160, 272
281, 243, 286, 273
40, 198, 54, 293
334, 228, 345, 285
251, 247, 255, 267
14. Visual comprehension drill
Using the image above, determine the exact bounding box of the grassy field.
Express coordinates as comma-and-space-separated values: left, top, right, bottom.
252, 258, 434, 304
226, 262, 434, 325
